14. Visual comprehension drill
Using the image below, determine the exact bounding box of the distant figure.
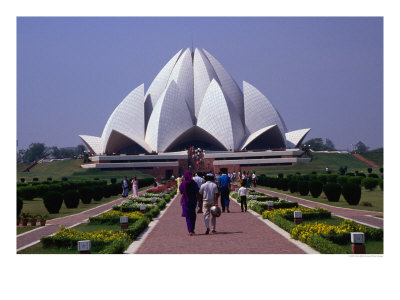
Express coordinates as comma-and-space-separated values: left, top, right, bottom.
122, 176, 129, 198
325, 167, 329, 173
193, 173, 205, 213
180, 171, 199, 236
176, 175, 182, 194
218, 170, 231, 213
238, 180, 249, 212
131, 176, 138, 198
252, 171, 257, 187
199, 174, 219, 234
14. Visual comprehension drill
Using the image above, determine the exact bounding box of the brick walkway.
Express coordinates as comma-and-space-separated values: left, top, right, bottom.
253, 186, 383, 228
17, 190, 148, 251
134, 194, 306, 254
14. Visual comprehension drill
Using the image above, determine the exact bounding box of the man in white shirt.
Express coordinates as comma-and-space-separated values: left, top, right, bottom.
199, 174, 219, 234
193, 173, 205, 213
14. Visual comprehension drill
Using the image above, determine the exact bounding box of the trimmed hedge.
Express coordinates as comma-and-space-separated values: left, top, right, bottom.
63, 190, 80, 209
79, 186, 93, 204
342, 183, 361, 205
288, 180, 297, 193
125, 217, 150, 239
309, 180, 323, 198
17, 197, 23, 217
347, 176, 363, 186
93, 186, 104, 201
323, 183, 341, 202
99, 239, 129, 254
297, 181, 309, 196
362, 178, 379, 191
43, 191, 64, 214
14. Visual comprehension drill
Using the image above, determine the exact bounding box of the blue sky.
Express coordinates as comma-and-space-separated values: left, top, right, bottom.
17, 17, 383, 150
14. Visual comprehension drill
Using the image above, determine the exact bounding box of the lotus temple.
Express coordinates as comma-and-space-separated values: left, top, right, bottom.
79, 48, 311, 178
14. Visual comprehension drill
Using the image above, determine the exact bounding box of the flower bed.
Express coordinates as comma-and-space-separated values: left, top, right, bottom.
89, 210, 145, 224
248, 200, 298, 214
262, 207, 331, 221
147, 181, 177, 193
41, 226, 130, 251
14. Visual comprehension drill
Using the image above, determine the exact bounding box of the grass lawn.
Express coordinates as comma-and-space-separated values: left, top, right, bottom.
254, 153, 382, 177
17, 226, 39, 235
17, 159, 153, 182
257, 185, 383, 212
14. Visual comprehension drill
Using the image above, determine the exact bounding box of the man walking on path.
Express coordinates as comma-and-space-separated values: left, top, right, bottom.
193, 173, 205, 213
199, 174, 219, 234
218, 170, 231, 213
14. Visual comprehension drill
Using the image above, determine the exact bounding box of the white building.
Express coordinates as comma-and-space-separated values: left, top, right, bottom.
80, 48, 310, 155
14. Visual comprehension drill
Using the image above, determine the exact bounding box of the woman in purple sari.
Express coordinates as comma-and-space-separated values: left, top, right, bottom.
179, 170, 199, 236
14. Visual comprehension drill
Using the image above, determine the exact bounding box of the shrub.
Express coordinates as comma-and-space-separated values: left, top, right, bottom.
92, 186, 104, 201
326, 174, 338, 183
317, 175, 327, 184
43, 191, 64, 214
62, 177, 68, 181
104, 185, 113, 198
358, 172, 366, 178
281, 178, 289, 191
323, 183, 341, 202
276, 178, 283, 190
99, 239, 129, 254
346, 172, 355, 176
17, 186, 36, 200
110, 178, 117, 184
47, 177, 52, 181
63, 190, 80, 208
269, 178, 277, 188
79, 186, 93, 204
17, 197, 23, 217
347, 176, 362, 186
379, 167, 383, 173
362, 178, 379, 191
297, 181, 309, 196
379, 179, 383, 190
125, 217, 150, 239
342, 183, 361, 205
309, 181, 323, 198
337, 175, 348, 186
33, 177, 39, 181
368, 173, 379, 178
367, 167, 372, 173
20, 178, 25, 183
94, 177, 99, 180
288, 180, 297, 193
278, 173, 284, 178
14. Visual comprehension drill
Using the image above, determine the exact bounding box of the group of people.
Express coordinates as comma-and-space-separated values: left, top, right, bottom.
121, 176, 139, 198
188, 146, 204, 170
178, 169, 251, 236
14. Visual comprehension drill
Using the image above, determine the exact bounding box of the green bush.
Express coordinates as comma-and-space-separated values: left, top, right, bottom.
99, 239, 129, 254
62, 177, 68, 181
297, 181, 309, 196
337, 175, 348, 186
326, 174, 338, 183
125, 217, 150, 240
43, 191, 64, 214
309, 180, 323, 198
79, 186, 93, 204
33, 177, 39, 181
347, 176, 363, 186
288, 180, 297, 193
358, 172, 366, 178
20, 178, 25, 183
63, 190, 80, 209
305, 235, 348, 254
367, 167, 372, 173
362, 178, 379, 191
110, 178, 117, 184
17, 186, 36, 200
342, 183, 361, 205
104, 185, 113, 198
379, 179, 383, 190
346, 172, 355, 176
317, 174, 327, 184
368, 173, 379, 178
281, 178, 289, 191
17, 197, 23, 217
323, 183, 341, 202
276, 178, 283, 190
47, 177, 52, 181
92, 186, 104, 201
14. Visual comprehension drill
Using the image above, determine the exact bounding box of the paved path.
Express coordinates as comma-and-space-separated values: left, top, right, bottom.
134, 194, 307, 254
353, 153, 379, 168
253, 186, 383, 228
17, 190, 148, 251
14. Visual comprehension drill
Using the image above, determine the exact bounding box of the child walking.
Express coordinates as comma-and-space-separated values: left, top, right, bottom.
238, 179, 249, 212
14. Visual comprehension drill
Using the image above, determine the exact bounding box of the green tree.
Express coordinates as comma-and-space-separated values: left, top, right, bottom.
23, 143, 49, 163
51, 146, 62, 159
354, 141, 369, 153
76, 144, 86, 155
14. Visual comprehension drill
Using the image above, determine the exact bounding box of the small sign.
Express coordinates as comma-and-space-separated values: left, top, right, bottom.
351, 232, 365, 244
151, 198, 157, 203
268, 201, 274, 207
120, 216, 129, 224
78, 240, 91, 251
140, 205, 146, 211
252, 195, 257, 200
294, 211, 302, 219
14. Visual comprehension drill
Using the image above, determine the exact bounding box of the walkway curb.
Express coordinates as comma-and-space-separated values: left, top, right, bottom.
124, 193, 179, 254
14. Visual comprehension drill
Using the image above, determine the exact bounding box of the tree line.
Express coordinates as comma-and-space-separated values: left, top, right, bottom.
303, 138, 373, 153
17, 143, 87, 163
